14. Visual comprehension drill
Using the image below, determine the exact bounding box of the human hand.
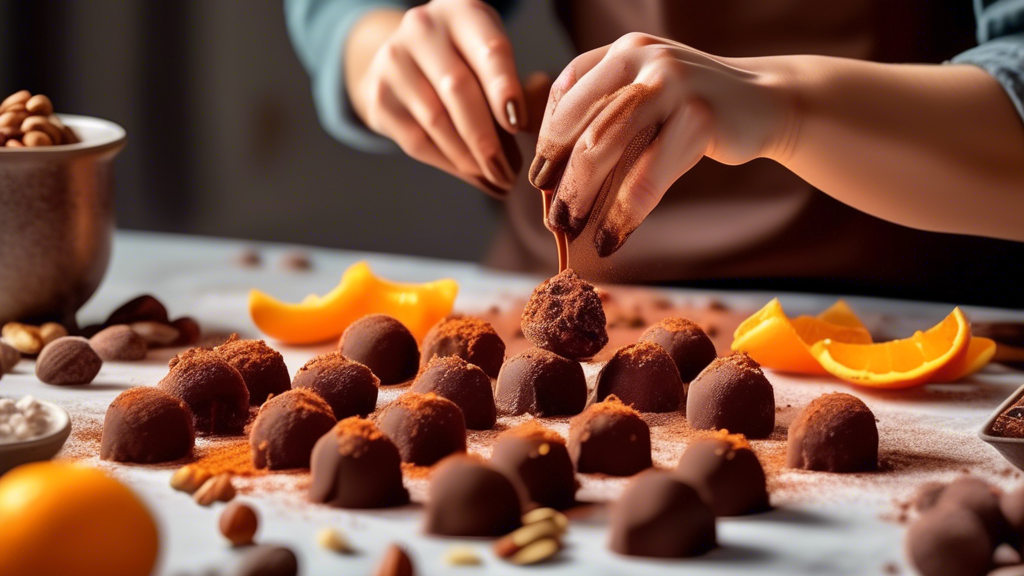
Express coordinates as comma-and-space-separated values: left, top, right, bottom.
529, 33, 791, 255
347, 0, 527, 196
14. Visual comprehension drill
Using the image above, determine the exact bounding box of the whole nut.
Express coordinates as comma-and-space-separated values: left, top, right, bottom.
373, 544, 414, 576
0, 90, 30, 111
194, 473, 235, 506
443, 546, 482, 566
1, 341, 21, 373
219, 501, 258, 546
129, 321, 180, 347
25, 94, 53, 116
521, 508, 569, 534
2, 322, 44, 355
23, 130, 53, 147
106, 295, 169, 325
4, 139, 24, 148
90, 325, 148, 361
170, 465, 212, 494
235, 545, 298, 576
20, 115, 62, 144
35, 336, 103, 386
39, 322, 69, 345
0, 110, 28, 128
493, 520, 563, 561
316, 528, 353, 554
2, 103, 27, 114
508, 538, 561, 565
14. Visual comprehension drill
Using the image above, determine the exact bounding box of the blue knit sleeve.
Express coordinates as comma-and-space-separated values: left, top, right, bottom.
951, 0, 1024, 121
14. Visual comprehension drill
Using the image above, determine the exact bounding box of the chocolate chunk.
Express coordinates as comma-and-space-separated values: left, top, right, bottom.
338, 314, 419, 385
410, 356, 496, 430
905, 505, 992, 576
250, 389, 337, 469
490, 421, 577, 510
787, 392, 877, 472
638, 317, 717, 382
100, 387, 194, 463
215, 335, 291, 406
292, 352, 379, 419
232, 545, 298, 576
424, 455, 524, 537
495, 347, 586, 417
90, 325, 148, 361
609, 470, 717, 558
420, 316, 505, 378
159, 347, 250, 435
674, 434, 769, 516
595, 341, 684, 413
568, 395, 651, 476
376, 392, 466, 465
520, 270, 608, 360
309, 417, 409, 508
687, 352, 775, 439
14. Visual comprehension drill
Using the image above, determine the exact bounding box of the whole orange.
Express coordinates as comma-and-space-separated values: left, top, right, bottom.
0, 462, 159, 576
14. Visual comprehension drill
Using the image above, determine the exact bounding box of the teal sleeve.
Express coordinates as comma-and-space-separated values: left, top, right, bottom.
951, 0, 1024, 122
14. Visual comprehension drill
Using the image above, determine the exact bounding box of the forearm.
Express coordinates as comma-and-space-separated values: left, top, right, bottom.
344, 8, 403, 123
765, 56, 1024, 242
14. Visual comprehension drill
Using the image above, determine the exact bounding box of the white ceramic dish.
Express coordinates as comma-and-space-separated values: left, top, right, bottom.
0, 399, 72, 476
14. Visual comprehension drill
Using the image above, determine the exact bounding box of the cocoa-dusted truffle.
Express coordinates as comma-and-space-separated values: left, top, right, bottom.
674, 433, 769, 516
100, 387, 194, 463
568, 395, 651, 476
490, 421, 577, 510
90, 325, 147, 361
595, 341, 684, 413
687, 352, 775, 439
338, 314, 419, 385
1001, 484, 1024, 550
158, 347, 250, 435
495, 347, 586, 417
424, 455, 523, 537
609, 470, 717, 558
936, 476, 1006, 541
409, 356, 495, 430
520, 269, 608, 360
420, 316, 505, 378
787, 392, 877, 472
250, 388, 337, 469
215, 335, 291, 406
638, 317, 717, 382
376, 392, 466, 465
906, 505, 992, 576
309, 417, 409, 508
292, 352, 379, 419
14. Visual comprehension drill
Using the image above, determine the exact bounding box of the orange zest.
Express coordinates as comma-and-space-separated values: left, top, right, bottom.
249, 261, 458, 345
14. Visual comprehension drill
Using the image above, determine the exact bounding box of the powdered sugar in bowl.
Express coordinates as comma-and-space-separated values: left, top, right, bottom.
0, 396, 72, 475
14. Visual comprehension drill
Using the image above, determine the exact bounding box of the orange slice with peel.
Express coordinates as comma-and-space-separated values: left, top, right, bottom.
816, 299, 868, 330
809, 308, 971, 388
249, 261, 458, 345
931, 336, 996, 383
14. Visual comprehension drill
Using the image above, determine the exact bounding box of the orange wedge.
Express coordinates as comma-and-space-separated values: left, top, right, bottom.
816, 299, 868, 330
732, 298, 873, 374
930, 336, 996, 383
810, 308, 971, 388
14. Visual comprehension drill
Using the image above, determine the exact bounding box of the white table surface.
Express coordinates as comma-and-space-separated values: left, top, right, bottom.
3, 230, 1024, 576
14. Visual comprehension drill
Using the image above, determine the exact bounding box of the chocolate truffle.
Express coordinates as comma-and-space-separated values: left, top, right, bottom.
906, 505, 992, 576
338, 314, 419, 385
495, 347, 586, 417
687, 352, 775, 439
309, 417, 409, 508
90, 325, 148, 361
292, 352, 379, 419
233, 545, 299, 576
490, 421, 577, 510
376, 392, 466, 465
100, 387, 195, 463
1002, 484, 1024, 550
912, 481, 947, 512
424, 455, 524, 537
568, 395, 652, 476
595, 341, 684, 413
158, 347, 250, 435
520, 269, 608, 360
420, 316, 505, 378
638, 317, 717, 382
936, 476, 1006, 541
609, 470, 717, 558
215, 335, 291, 406
787, 392, 877, 472
409, 356, 496, 430
674, 433, 769, 516
250, 388, 337, 469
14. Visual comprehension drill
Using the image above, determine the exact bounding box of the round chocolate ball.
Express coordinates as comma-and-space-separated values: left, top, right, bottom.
687, 352, 775, 439
409, 356, 496, 430
309, 417, 409, 508
490, 421, 577, 510
906, 505, 993, 576
158, 347, 250, 435
292, 352, 379, 419
912, 481, 947, 512
338, 314, 419, 385
609, 470, 717, 558
90, 325, 147, 361
568, 395, 652, 476
520, 269, 608, 360
638, 317, 717, 382
495, 347, 586, 417
250, 388, 337, 469
674, 434, 769, 516
1002, 484, 1024, 550
100, 387, 195, 463
937, 476, 1006, 541
420, 316, 505, 378
376, 392, 466, 465
424, 455, 524, 537
787, 392, 877, 472
595, 341, 684, 413
215, 335, 291, 406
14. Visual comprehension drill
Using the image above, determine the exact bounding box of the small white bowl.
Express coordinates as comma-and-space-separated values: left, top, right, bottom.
0, 400, 73, 476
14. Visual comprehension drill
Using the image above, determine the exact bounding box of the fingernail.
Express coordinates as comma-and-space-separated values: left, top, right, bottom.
529, 157, 547, 187
505, 100, 518, 129
549, 199, 586, 241
530, 157, 560, 190
487, 156, 513, 187
594, 227, 626, 258
474, 176, 510, 199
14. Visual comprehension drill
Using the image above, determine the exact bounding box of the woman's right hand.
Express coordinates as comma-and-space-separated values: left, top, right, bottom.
346, 0, 526, 196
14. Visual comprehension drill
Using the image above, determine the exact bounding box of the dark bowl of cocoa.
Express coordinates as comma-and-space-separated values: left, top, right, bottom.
979, 382, 1024, 470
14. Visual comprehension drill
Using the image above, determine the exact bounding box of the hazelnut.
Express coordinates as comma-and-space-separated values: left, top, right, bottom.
170, 465, 212, 494
35, 336, 102, 386
219, 501, 258, 546
373, 544, 414, 576
90, 325, 148, 361
194, 473, 235, 506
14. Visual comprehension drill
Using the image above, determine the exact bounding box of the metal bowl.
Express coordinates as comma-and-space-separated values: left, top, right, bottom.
0, 115, 126, 327
0, 400, 73, 476
979, 382, 1024, 470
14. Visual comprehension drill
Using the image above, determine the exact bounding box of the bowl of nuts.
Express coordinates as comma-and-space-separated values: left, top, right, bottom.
0, 90, 127, 328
